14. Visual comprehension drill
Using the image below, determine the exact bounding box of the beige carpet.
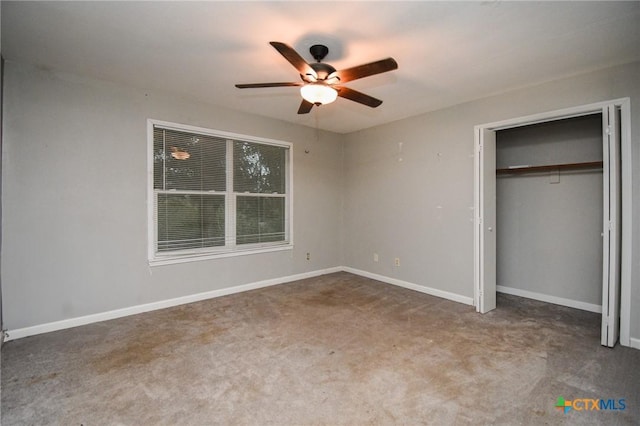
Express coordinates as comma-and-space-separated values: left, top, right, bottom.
2, 272, 639, 425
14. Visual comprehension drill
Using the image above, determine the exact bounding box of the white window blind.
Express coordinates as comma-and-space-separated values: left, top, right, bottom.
234, 141, 286, 244
149, 121, 291, 264
154, 128, 227, 252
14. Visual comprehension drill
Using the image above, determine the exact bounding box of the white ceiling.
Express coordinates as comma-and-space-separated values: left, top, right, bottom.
3, 1, 640, 134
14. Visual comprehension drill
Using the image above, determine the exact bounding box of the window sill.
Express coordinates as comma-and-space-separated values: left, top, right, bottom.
149, 243, 293, 267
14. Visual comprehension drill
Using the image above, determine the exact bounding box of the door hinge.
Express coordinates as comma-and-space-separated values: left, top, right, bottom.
605, 125, 612, 135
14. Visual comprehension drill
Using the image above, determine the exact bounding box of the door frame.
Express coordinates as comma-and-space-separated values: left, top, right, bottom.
473, 98, 632, 347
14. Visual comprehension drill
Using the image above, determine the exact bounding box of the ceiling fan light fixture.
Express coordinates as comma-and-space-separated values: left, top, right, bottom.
300, 83, 338, 105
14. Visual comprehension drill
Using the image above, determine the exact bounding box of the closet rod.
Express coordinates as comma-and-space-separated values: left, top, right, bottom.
496, 161, 603, 175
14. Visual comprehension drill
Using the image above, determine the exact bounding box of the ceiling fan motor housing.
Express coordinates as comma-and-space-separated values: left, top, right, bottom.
309, 62, 337, 81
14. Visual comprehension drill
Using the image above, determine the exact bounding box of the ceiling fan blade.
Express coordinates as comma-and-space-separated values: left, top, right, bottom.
297, 99, 314, 114
269, 41, 317, 81
336, 86, 383, 108
334, 58, 398, 83
235, 82, 303, 89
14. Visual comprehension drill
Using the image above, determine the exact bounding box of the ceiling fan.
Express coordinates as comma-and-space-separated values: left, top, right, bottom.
235, 42, 398, 114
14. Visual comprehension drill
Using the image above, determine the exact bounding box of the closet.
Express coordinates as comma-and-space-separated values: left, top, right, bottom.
495, 114, 604, 312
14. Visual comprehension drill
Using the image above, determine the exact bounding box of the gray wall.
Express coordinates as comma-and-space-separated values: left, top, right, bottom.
343, 61, 640, 341
0, 58, 3, 336
0, 2, 3, 334
3, 59, 640, 345
0, 57, 3, 335
1, 60, 344, 330
496, 115, 603, 306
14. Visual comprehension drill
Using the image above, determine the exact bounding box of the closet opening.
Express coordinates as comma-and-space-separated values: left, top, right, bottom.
495, 114, 605, 322
474, 99, 631, 348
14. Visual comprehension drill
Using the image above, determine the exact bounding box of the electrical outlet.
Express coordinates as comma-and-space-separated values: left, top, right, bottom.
395, 257, 400, 267
306, 252, 310, 261
374, 253, 379, 262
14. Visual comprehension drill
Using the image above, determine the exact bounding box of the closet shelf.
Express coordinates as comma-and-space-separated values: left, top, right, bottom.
496, 161, 603, 175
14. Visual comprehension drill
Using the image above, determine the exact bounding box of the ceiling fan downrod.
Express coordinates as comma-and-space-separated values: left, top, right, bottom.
309, 44, 329, 62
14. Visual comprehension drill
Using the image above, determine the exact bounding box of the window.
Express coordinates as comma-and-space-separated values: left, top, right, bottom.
148, 120, 292, 265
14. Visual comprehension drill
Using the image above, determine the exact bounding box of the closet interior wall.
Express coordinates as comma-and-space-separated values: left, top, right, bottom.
495, 114, 604, 310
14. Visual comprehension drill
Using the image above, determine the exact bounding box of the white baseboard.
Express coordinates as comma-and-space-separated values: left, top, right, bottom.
343, 266, 474, 306
629, 338, 640, 350
14, 267, 588, 342
496, 285, 602, 313
4, 266, 342, 342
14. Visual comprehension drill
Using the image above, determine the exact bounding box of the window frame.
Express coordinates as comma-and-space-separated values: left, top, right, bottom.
147, 119, 293, 266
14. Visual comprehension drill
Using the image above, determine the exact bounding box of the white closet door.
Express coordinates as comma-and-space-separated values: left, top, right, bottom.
601, 105, 621, 347
479, 128, 497, 313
